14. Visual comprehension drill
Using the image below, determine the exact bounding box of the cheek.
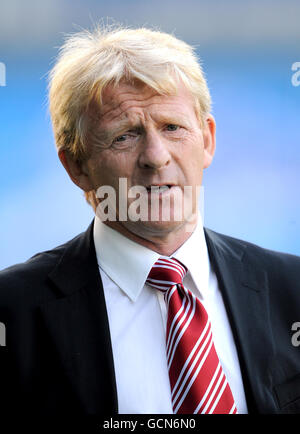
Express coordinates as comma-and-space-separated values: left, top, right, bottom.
89, 152, 136, 187
193, 133, 204, 160
108, 153, 137, 179
182, 138, 204, 177
86, 155, 112, 187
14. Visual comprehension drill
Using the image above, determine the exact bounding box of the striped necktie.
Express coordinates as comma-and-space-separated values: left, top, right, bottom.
146, 256, 237, 414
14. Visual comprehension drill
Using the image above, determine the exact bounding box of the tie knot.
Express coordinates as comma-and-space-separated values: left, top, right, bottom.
146, 257, 187, 292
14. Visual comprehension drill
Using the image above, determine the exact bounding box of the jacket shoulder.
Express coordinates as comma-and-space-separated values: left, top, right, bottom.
0, 230, 85, 305
205, 227, 300, 282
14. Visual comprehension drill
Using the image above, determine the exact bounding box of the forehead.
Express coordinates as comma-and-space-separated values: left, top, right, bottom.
96, 80, 197, 125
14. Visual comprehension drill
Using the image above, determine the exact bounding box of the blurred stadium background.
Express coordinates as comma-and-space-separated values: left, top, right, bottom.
0, 0, 299, 270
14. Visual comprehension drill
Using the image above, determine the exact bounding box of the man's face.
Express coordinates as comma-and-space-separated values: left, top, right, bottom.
83, 80, 215, 240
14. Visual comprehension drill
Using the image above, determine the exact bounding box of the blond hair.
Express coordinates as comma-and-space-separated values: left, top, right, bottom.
48, 25, 211, 206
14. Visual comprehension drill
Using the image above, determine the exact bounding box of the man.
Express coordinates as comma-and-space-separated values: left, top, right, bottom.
1, 25, 300, 416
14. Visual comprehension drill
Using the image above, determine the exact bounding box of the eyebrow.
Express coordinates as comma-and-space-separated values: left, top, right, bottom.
97, 119, 138, 143
88, 118, 134, 148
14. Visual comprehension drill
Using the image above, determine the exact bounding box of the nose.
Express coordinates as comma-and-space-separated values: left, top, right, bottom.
138, 130, 171, 170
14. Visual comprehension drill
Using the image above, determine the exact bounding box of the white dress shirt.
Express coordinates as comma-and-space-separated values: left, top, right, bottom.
93, 215, 248, 414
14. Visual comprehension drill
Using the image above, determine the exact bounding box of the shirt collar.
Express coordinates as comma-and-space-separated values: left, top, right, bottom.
93, 215, 210, 302
172, 218, 210, 299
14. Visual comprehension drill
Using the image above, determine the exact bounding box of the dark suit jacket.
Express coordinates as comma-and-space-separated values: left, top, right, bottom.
1, 220, 300, 416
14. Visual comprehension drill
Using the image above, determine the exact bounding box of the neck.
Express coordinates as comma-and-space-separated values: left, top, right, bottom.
104, 215, 198, 256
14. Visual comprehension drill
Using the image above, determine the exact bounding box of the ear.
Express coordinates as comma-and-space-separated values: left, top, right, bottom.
58, 149, 94, 192
202, 114, 216, 169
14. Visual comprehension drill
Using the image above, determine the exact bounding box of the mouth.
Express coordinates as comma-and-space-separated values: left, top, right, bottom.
146, 184, 175, 194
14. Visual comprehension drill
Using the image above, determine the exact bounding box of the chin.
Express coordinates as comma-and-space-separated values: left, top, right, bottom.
124, 218, 189, 239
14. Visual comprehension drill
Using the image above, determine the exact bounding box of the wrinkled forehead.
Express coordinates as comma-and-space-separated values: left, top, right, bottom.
87, 78, 199, 125
100, 81, 158, 118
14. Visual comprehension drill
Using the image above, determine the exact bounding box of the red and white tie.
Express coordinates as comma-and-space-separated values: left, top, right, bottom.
146, 257, 237, 414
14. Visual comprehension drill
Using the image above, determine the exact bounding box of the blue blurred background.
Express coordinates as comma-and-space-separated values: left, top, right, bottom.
0, 0, 299, 270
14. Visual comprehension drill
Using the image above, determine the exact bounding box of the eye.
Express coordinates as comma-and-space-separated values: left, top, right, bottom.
111, 129, 140, 147
166, 124, 180, 132
113, 134, 128, 143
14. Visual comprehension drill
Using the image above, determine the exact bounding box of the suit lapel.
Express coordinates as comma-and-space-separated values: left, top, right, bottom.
38, 221, 277, 414
204, 228, 276, 413
40, 222, 118, 414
